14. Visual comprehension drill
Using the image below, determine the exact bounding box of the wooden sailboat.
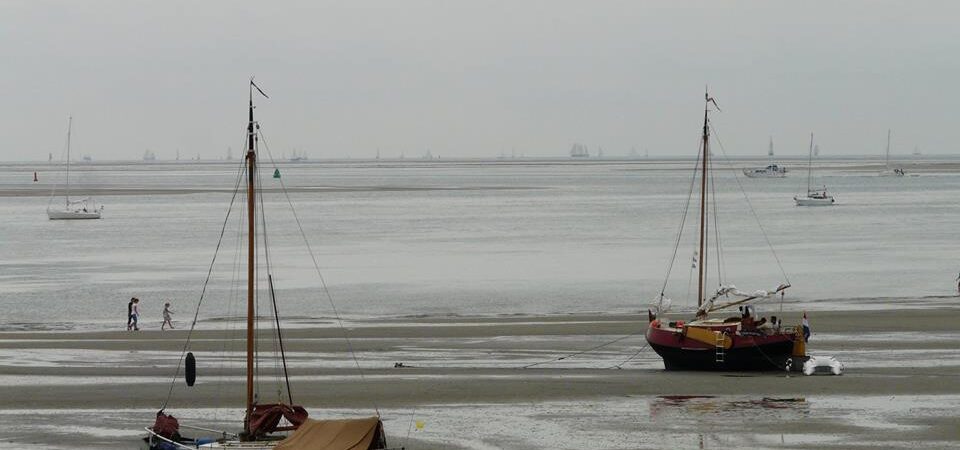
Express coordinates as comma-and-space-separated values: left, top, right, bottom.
793, 133, 835, 206
142, 81, 399, 450
47, 116, 103, 220
645, 91, 806, 371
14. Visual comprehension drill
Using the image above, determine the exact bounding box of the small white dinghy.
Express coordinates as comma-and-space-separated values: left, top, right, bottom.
803, 355, 843, 375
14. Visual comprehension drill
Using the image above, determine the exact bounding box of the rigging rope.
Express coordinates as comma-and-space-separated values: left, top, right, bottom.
709, 125, 792, 286
656, 137, 704, 309
607, 343, 650, 369
161, 158, 247, 410
255, 159, 288, 403
520, 330, 646, 369
709, 158, 725, 288
257, 129, 382, 416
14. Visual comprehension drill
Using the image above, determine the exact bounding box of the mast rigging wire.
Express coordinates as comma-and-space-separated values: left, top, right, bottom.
520, 330, 646, 369
161, 158, 247, 410
256, 128, 381, 417
656, 137, 704, 309
709, 125, 791, 286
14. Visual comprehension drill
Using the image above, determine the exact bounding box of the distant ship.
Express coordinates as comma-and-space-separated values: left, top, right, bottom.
143, 150, 157, 161
570, 143, 589, 158
81, 155, 92, 162
289, 149, 308, 162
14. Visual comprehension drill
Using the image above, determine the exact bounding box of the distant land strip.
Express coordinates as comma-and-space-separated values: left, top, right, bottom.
0, 185, 546, 197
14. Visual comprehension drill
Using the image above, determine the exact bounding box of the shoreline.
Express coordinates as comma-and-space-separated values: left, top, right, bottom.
2, 307, 958, 449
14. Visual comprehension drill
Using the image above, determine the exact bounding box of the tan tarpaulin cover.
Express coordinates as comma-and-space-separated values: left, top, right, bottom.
274, 417, 381, 450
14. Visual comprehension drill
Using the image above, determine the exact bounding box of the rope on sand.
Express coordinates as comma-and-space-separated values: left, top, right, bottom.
520, 329, 647, 369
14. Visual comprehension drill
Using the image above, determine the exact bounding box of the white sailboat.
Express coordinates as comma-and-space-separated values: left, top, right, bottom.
794, 133, 835, 206
742, 137, 787, 178
878, 129, 905, 177
47, 117, 103, 220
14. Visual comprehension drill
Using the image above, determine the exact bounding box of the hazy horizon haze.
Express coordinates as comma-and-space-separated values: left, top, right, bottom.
2, 1, 957, 161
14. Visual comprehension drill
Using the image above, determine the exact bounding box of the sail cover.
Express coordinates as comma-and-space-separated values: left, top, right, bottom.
274, 417, 384, 450
248, 403, 309, 438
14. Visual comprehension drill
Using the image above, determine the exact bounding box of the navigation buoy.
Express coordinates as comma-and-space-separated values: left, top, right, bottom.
33, 171, 38, 182
185, 352, 196, 386
273, 169, 281, 179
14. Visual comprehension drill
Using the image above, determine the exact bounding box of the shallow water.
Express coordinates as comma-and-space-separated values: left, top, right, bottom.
3, 159, 960, 331
3, 394, 957, 450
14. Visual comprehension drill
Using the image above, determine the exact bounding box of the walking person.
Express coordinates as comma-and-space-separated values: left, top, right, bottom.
127, 297, 135, 330
130, 298, 141, 331
161, 302, 175, 330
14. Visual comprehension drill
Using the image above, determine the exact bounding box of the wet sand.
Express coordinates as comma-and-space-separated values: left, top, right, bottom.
1, 308, 959, 449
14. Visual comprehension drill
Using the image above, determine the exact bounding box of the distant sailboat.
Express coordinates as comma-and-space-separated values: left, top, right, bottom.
743, 136, 787, 178
288, 149, 307, 161
47, 117, 103, 220
879, 129, 905, 177
570, 143, 589, 158
794, 133, 835, 206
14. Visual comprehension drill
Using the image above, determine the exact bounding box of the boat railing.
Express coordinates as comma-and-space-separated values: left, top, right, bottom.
143, 427, 196, 450
180, 423, 238, 438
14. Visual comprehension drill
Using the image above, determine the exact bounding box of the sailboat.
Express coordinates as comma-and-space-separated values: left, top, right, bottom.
645, 91, 807, 371
794, 133, 835, 206
879, 129, 905, 177
142, 82, 398, 450
47, 117, 103, 220
742, 137, 787, 178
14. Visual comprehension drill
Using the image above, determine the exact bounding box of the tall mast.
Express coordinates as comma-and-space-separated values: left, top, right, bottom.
244, 83, 257, 436
886, 129, 891, 169
65, 116, 72, 208
697, 91, 710, 307
806, 133, 814, 193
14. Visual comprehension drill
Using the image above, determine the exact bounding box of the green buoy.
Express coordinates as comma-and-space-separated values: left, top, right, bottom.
273, 168, 281, 179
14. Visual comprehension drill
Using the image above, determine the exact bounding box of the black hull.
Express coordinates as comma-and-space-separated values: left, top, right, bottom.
650, 340, 794, 371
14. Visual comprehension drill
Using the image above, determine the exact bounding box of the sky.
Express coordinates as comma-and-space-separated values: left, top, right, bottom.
1, 1, 958, 161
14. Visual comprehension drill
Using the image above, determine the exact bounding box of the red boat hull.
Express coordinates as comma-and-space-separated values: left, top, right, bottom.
646, 325, 797, 371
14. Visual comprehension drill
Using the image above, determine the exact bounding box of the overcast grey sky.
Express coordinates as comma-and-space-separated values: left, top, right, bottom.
2, 1, 957, 161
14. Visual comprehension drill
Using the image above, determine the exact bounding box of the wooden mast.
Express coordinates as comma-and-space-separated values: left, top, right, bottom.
697, 91, 710, 308
244, 82, 257, 436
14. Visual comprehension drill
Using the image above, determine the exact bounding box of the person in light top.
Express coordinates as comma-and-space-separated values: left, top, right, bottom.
161, 302, 175, 330
130, 298, 140, 331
